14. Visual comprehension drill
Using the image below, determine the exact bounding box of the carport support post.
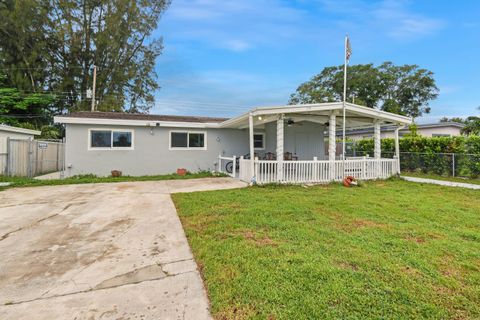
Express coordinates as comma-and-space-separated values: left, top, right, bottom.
374, 120, 381, 177
328, 112, 336, 180
248, 112, 255, 183
276, 114, 284, 182
394, 125, 403, 175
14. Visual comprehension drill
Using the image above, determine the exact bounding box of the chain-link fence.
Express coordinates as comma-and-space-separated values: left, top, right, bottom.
342, 141, 480, 178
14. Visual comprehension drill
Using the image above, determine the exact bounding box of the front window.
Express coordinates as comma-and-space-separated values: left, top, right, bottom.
113, 131, 132, 147
91, 130, 111, 148
254, 133, 265, 149
171, 132, 188, 148
170, 131, 206, 149
90, 129, 133, 149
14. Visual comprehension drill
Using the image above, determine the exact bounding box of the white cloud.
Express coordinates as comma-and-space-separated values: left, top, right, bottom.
159, 0, 307, 52
373, 0, 444, 40
318, 0, 444, 41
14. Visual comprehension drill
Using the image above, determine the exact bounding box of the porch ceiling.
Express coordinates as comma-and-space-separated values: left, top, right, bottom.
219, 102, 412, 129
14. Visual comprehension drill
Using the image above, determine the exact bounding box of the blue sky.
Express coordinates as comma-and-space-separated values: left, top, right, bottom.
151, 0, 480, 123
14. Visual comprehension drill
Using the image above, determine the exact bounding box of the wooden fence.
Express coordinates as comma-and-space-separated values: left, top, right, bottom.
0, 138, 64, 177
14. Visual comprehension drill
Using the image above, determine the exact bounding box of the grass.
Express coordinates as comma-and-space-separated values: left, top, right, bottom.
401, 171, 480, 185
172, 179, 480, 319
0, 171, 222, 191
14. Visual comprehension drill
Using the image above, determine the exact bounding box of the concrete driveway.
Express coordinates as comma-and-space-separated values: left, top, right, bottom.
0, 177, 246, 320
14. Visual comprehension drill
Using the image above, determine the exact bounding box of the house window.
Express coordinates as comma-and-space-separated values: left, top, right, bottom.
90, 129, 133, 149
254, 133, 265, 149
170, 131, 206, 150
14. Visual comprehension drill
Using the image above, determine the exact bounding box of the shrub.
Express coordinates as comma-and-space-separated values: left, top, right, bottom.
355, 136, 480, 178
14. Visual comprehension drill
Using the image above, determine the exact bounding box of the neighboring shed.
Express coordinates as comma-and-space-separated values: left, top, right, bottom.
341, 122, 465, 140
0, 125, 41, 175
0, 124, 41, 140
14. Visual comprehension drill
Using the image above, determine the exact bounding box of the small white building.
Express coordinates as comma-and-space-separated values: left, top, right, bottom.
0, 124, 41, 140
342, 122, 465, 140
0, 124, 41, 175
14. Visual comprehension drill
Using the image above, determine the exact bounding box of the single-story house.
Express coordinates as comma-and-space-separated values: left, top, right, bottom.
341, 122, 465, 140
54, 102, 412, 184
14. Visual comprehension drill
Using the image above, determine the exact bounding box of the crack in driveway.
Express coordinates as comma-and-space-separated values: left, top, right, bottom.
0, 202, 86, 242
3, 263, 197, 307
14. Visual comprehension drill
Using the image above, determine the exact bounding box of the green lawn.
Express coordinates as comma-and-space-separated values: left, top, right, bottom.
172, 180, 480, 319
0, 171, 220, 191
401, 172, 480, 185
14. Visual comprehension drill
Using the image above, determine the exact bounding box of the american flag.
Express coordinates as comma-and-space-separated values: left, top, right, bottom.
346, 36, 352, 62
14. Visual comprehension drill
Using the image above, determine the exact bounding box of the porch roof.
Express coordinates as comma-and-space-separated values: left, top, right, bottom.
219, 102, 412, 129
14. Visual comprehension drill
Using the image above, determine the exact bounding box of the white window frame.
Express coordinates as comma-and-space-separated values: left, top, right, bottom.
169, 130, 207, 150
253, 132, 265, 150
88, 128, 135, 151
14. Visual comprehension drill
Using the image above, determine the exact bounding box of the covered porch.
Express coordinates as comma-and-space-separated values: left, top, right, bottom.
219, 102, 412, 184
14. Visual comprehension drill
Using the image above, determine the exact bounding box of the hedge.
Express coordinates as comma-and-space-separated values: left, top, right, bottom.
353, 136, 480, 178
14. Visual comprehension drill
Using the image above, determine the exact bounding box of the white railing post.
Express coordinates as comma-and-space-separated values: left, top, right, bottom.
239, 156, 244, 181
232, 155, 236, 178
254, 157, 259, 184
218, 154, 222, 173
313, 157, 318, 182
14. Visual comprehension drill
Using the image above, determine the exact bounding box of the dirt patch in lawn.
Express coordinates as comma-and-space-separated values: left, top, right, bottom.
243, 230, 277, 247
334, 218, 388, 232
216, 304, 258, 320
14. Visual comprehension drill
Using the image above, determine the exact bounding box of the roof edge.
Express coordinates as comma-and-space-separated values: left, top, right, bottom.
0, 124, 41, 135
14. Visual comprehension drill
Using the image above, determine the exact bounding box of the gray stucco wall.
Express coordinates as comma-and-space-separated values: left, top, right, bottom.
64, 121, 326, 177
65, 124, 250, 176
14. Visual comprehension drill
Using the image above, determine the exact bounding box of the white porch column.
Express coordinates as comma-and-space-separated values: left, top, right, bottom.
249, 112, 255, 183
276, 114, 284, 182
374, 120, 381, 159
394, 125, 404, 175
374, 119, 381, 178
329, 112, 336, 180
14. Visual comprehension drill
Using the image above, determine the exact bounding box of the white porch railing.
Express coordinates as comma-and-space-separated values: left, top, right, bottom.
238, 157, 399, 184
217, 155, 237, 178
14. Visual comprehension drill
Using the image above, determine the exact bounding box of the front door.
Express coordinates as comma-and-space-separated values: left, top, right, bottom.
294, 133, 308, 159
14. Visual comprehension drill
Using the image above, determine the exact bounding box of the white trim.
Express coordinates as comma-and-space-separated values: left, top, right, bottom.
253, 132, 265, 150
88, 128, 135, 151
220, 102, 412, 129
55, 116, 221, 128
168, 130, 207, 150
0, 124, 41, 136
55, 102, 412, 131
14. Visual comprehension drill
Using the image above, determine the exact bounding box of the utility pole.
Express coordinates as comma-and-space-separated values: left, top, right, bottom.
91, 65, 97, 112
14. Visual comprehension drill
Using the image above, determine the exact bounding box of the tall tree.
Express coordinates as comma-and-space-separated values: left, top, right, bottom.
289, 62, 439, 118
0, 74, 56, 128
0, 0, 170, 114
439, 116, 465, 124
462, 116, 480, 135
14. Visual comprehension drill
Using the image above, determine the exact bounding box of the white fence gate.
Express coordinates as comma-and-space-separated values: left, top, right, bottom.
1, 138, 65, 177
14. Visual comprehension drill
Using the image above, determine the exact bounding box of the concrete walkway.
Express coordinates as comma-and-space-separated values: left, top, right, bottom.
34, 171, 62, 180
0, 177, 247, 320
401, 176, 480, 190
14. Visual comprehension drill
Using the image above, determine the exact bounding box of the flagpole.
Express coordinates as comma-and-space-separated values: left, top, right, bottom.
342, 35, 348, 162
